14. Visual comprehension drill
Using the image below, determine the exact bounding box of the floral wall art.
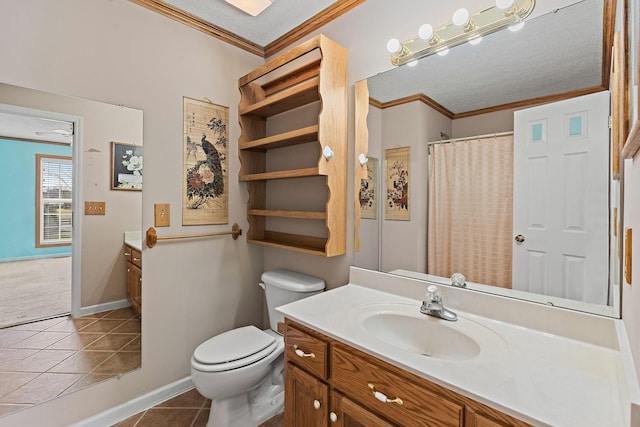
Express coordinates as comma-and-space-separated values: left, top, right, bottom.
385, 147, 410, 220
182, 97, 229, 225
111, 142, 143, 190
360, 157, 377, 219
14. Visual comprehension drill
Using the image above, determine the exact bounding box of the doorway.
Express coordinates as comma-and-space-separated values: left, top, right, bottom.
0, 109, 78, 328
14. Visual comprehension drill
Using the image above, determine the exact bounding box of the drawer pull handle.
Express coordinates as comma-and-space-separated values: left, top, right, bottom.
368, 383, 404, 406
124, 252, 131, 256
313, 399, 321, 410
330, 412, 338, 422
293, 345, 316, 359
133, 257, 141, 261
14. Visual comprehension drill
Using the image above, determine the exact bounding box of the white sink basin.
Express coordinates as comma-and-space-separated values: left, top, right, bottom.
350, 303, 506, 361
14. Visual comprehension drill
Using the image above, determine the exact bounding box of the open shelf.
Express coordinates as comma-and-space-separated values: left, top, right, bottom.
238, 35, 347, 257
249, 209, 327, 220
239, 125, 319, 151
239, 167, 320, 182
240, 78, 320, 118
248, 231, 328, 256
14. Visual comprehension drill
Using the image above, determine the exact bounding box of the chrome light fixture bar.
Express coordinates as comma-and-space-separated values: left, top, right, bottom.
388, 0, 535, 66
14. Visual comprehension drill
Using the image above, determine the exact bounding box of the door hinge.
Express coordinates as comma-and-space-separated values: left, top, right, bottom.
608, 115, 613, 129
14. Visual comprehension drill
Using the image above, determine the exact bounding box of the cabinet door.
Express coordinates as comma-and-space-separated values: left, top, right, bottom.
126, 262, 141, 317
468, 410, 528, 427
131, 263, 142, 313
330, 392, 396, 427
285, 362, 328, 427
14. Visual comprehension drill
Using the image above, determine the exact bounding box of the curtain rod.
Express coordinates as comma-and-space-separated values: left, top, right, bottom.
427, 131, 514, 146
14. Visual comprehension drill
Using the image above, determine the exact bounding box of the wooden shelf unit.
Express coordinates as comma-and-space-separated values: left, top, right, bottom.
238, 35, 347, 257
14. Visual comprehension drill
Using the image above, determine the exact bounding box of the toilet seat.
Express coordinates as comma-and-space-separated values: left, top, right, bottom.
193, 325, 277, 372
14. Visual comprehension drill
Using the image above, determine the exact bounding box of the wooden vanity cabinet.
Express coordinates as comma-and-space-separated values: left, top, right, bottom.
284, 319, 531, 427
124, 245, 141, 317
285, 363, 329, 427
331, 392, 395, 427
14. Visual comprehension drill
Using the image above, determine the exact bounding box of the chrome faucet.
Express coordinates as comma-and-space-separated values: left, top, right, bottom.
420, 285, 457, 321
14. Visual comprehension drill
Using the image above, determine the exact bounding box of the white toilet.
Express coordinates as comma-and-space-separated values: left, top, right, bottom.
191, 269, 325, 427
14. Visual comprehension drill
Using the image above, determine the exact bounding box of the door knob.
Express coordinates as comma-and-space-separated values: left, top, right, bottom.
514, 234, 525, 243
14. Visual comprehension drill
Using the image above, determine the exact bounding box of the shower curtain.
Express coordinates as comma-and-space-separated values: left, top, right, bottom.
427, 135, 514, 288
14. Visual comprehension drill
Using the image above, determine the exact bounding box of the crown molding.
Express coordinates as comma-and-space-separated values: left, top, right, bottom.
129, 0, 364, 58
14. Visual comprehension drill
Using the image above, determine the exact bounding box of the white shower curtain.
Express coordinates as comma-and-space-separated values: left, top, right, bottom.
427, 135, 514, 288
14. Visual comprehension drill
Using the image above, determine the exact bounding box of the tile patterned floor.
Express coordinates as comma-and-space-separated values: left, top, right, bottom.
112, 388, 284, 427
0, 307, 141, 417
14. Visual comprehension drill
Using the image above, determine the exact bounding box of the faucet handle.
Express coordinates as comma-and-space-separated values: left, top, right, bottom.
426, 285, 441, 302
451, 273, 466, 288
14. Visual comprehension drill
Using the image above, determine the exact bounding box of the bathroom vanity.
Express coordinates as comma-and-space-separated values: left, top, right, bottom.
284, 319, 528, 426
277, 267, 640, 426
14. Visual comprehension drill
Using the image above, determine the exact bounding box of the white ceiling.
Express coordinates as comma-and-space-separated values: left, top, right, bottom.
0, 112, 73, 144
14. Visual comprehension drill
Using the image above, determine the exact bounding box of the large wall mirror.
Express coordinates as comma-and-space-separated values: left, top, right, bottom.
354, 0, 625, 318
0, 82, 143, 417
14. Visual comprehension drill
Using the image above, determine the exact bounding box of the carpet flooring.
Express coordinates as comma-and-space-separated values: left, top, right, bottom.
0, 257, 71, 329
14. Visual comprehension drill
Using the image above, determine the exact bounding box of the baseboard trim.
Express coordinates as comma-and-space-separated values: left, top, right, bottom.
70, 376, 194, 427
79, 299, 130, 316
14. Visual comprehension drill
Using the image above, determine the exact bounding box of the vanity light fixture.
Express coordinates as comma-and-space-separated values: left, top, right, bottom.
386, 0, 535, 66
508, 21, 526, 31
225, 0, 272, 17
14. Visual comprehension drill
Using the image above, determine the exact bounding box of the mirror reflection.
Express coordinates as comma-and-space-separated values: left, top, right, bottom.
0, 82, 143, 416
355, 0, 621, 317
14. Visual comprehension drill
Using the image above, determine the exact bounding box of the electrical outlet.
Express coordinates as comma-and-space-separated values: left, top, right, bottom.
154, 203, 170, 227
85, 201, 106, 215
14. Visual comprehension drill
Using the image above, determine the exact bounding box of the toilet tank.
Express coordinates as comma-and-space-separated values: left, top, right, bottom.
261, 269, 325, 332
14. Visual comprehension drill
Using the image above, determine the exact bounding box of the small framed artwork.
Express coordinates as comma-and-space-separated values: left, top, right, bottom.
385, 147, 410, 221
111, 142, 143, 191
360, 157, 377, 219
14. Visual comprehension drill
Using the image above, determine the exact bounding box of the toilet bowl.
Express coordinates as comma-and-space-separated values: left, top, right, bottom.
191, 269, 325, 427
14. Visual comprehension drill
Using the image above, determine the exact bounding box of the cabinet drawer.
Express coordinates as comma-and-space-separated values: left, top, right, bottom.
331, 345, 463, 427
284, 323, 328, 380
130, 248, 142, 268
124, 245, 133, 263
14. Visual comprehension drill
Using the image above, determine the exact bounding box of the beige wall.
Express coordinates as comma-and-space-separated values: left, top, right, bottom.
353, 105, 382, 271
452, 109, 515, 138
0, 83, 143, 308
0, 1, 266, 425
623, 158, 640, 383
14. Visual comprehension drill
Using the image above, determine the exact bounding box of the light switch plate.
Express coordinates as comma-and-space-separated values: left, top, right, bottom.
154, 203, 170, 227
85, 201, 106, 215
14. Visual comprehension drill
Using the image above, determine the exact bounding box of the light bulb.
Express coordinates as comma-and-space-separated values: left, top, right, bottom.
386, 38, 402, 54
452, 8, 470, 27
468, 36, 483, 45
418, 23, 434, 41
437, 48, 450, 56
495, 0, 515, 10
407, 60, 418, 67
508, 21, 525, 32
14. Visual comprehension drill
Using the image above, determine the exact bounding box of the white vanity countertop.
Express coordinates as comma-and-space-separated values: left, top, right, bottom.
124, 231, 142, 251
277, 282, 637, 427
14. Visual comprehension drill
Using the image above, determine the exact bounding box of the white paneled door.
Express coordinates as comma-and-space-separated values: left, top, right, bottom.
512, 91, 609, 304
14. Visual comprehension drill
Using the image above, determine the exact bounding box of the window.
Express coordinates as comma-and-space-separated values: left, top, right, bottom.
36, 154, 72, 247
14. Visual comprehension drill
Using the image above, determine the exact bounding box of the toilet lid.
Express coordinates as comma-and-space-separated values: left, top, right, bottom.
193, 326, 277, 370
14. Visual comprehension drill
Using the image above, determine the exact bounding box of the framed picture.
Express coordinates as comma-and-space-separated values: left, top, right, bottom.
385, 147, 410, 221
182, 97, 229, 225
111, 141, 143, 191
360, 157, 377, 219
